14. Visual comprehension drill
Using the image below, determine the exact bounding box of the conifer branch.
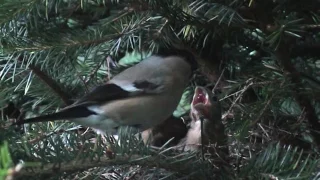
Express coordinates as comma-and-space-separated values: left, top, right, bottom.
275, 41, 320, 147
17, 56, 71, 105
12, 154, 211, 179
14, 34, 123, 53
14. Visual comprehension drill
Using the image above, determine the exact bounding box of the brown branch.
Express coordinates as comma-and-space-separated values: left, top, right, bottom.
18, 56, 72, 105
11, 154, 208, 179
274, 41, 320, 147
11, 156, 130, 178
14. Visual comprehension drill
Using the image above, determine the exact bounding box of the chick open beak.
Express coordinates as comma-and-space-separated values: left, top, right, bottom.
191, 87, 211, 119
192, 87, 211, 106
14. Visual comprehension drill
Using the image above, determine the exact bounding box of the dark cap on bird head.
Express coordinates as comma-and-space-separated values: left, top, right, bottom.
155, 47, 198, 73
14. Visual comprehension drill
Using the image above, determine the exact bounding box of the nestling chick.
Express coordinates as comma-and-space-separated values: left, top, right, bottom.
179, 86, 227, 153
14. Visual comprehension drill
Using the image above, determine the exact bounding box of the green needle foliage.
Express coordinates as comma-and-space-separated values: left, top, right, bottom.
1, 0, 320, 179
0, 142, 13, 180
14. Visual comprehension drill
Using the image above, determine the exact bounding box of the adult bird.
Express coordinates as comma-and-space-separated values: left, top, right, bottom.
12, 49, 197, 134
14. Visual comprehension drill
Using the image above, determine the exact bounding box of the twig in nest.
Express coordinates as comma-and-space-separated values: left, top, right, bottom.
200, 116, 205, 161
212, 68, 225, 93
221, 78, 254, 120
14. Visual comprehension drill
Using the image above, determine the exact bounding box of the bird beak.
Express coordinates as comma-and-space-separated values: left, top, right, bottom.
191, 86, 212, 120
192, 86, 210, 107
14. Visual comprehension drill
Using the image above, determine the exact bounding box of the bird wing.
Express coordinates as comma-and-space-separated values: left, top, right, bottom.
11, 79, 165, 126
74, 79, 163, 106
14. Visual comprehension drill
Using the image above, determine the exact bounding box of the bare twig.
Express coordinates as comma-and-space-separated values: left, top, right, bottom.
222, 78, 254, 120
212, 68, 225, 93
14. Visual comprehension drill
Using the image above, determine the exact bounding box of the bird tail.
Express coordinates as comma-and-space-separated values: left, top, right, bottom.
11, 106, 95, 126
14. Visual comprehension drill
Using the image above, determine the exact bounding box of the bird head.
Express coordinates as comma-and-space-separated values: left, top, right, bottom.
190, 86, 221, 123
155, 47, 198, 73
185, 86, 226, 153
